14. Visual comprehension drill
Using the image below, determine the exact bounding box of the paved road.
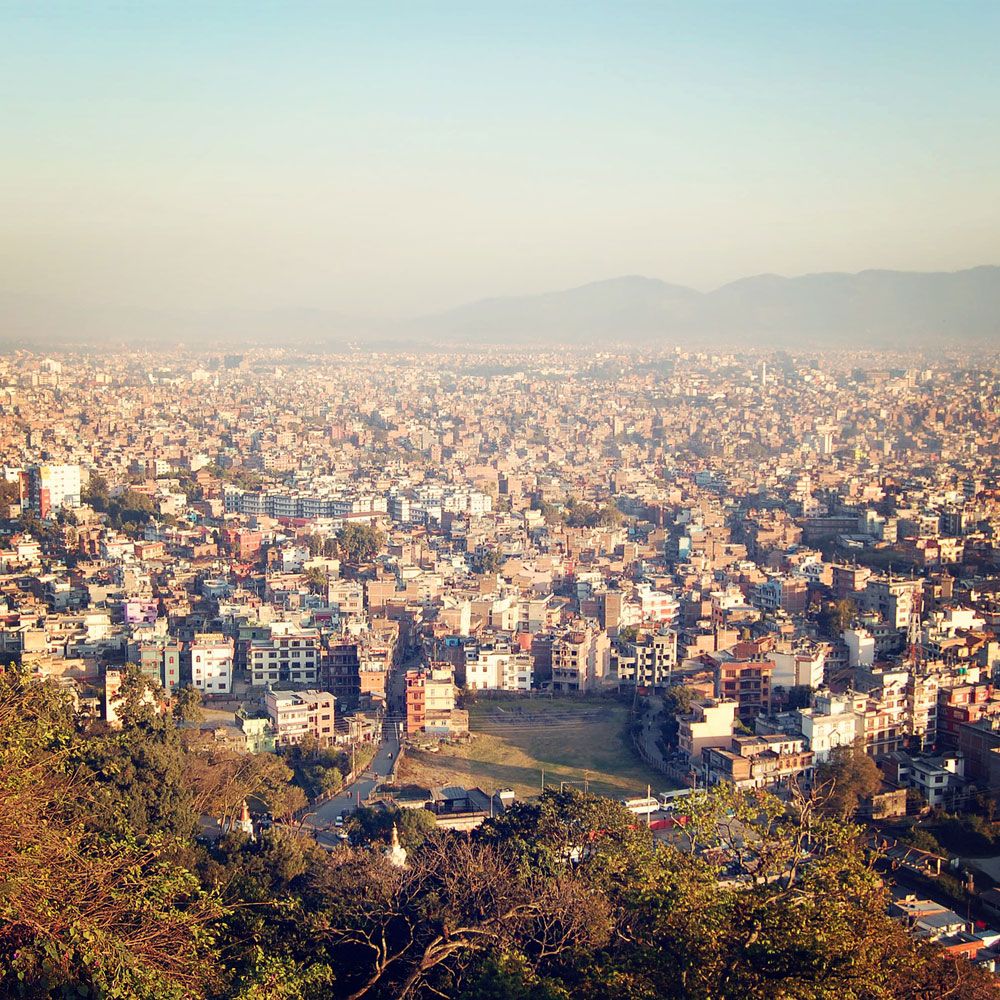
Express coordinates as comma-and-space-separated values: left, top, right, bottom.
299, 650, 419, 835
308, 726, 401, 829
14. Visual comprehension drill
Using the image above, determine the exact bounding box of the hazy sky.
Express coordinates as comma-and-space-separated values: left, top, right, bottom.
3, 0, 1000, 321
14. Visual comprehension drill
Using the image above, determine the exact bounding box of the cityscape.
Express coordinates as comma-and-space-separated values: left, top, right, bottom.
4, 2, 1000, 998
4, 344, 1000, 995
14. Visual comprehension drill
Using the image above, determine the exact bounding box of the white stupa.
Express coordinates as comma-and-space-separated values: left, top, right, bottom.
384, 824, 407, 867
224, 799, 255, 840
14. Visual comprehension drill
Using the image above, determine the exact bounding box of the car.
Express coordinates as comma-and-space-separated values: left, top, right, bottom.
387, 751, 393, 759
334, 815, 344, 828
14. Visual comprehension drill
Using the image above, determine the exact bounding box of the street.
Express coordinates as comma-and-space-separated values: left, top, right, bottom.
308, 726, 401, 829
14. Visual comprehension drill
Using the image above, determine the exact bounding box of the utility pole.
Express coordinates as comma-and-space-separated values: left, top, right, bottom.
541, 768, 545, 794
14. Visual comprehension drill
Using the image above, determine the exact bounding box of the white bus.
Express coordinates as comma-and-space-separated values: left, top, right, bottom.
658, 788, 696, 809
621, 795, 660, 816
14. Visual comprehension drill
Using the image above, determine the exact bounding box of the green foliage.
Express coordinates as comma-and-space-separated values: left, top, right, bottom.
0, 478, 20, 518
337, 522, 385, 563
814, 740, 884, 819
475, 547, 506, 574
348, 804, 438, 849
0, 666, 223, 998
818, 598, 858, 638
3, 665, 996, 1000
280, 739, 349, 800
173, 684, 205, 722
81, 471, 110, 511
659, 684, 698, 750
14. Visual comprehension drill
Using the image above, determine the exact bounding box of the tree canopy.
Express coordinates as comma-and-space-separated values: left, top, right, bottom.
1, 667, 996, 1000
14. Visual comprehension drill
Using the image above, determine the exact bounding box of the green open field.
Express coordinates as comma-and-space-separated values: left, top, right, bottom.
397, 694, 673, 800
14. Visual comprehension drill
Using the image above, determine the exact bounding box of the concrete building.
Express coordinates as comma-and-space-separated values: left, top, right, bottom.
551, 625, 612, 693
188, 632, 234, 695
265, 688, 336, 747
27, 464, 81, 517
249, 623, 320, 687
618, 629, 678, 690
677, 699, 738, 763
405, 664, 467, 736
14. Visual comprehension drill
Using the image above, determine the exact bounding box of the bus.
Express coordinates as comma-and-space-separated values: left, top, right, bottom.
658, 788, 696, 810
621, 795, 660, 816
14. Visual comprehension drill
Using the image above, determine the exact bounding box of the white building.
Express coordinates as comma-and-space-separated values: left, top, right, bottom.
265, 688, 336, 746
772, 643, 826, 690
797, 698, 858, 763
844, 628, 876, 668
249, 623, 320, 686
188, 633, 234, 694
28, 464, 82, 515
464, 643, 533, 692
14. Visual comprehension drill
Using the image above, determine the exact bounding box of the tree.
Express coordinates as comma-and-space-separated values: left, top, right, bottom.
476, 548, 506, 575
0, 479, 20, 518
185, 747, 306, 826
348, 804, 437, 850
818, 598, 857, 638
596, 504, 622, 527
813, 740, 884, 819
660, 684, 698, 750
299, 833, 607, 999
173, 684, 204, 722
82, 471, 110, 511
0, 667, 223, 998
338, 523, 385, 563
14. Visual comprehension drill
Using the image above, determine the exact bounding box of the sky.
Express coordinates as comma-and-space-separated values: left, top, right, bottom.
3, 0, 1000, 326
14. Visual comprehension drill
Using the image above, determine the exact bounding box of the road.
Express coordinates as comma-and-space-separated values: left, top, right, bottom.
299, 650, 419, 838
308, 726, 401, 829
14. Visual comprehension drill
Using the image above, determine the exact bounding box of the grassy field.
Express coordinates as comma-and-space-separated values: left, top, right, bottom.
397, 694, 672, 800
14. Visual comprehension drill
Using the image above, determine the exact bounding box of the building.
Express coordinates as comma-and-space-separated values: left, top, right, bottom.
405, 664, 467, 736
704, 734, 813, 790
618, 629, 678, 690
26, 464, 82, 517
264, 688, 336, 747
104, 668, 157, 728
882, 751, 966, 809
464, 640, 533, 692
907, 673, 939, 751
137, 637, 182, 694
188, 633, 234, 695
771, 641, 826, 691
797, 697, 859, 763
861, 575, 922, 631
677, 699, 738, 763
709, 644, 775, 722
551, 625, 611, 693
249, 623, 320, 687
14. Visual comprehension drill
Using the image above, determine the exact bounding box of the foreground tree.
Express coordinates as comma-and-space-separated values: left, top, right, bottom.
0, 667, 223, 999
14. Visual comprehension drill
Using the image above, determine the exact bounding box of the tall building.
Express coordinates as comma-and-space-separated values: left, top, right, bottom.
618, 629, 678, 689
551, 625, 612, 693
26, 464, 81, 517
188, 633, 235, 695
405, 664, 466, 736
249, 623, 320, 686
265, 689, 336, 747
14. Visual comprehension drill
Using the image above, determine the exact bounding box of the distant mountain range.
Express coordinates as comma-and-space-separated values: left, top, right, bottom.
4, 266, 1000, 348
415, 266, 1000, 347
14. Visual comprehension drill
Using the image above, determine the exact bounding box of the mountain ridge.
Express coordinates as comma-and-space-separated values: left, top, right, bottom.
418, 266, 1000, 347
3, 266, 999, 348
